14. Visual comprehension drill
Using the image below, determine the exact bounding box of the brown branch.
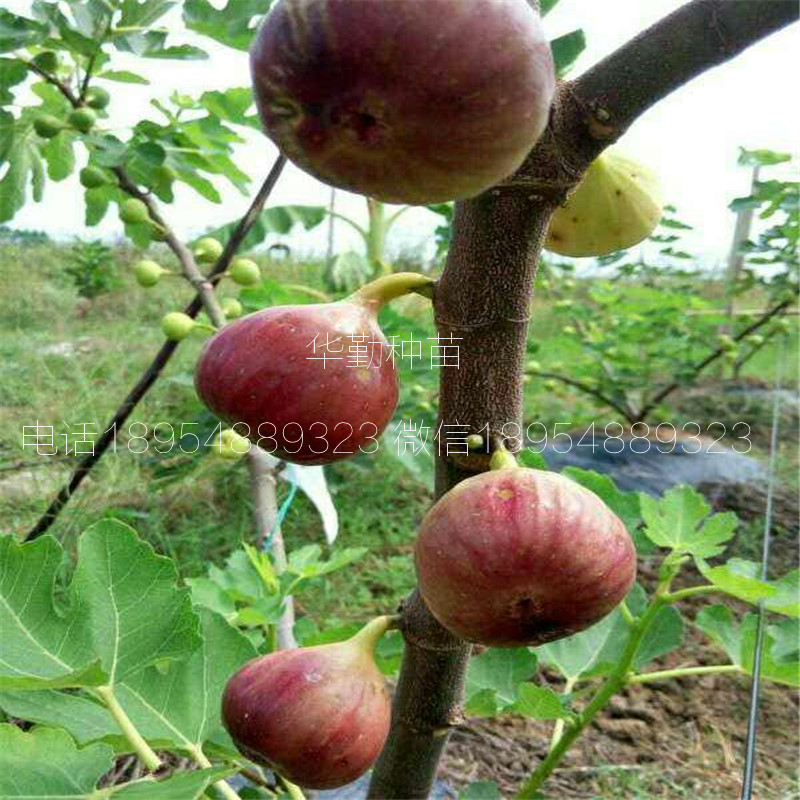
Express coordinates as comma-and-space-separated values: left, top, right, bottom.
639, 298, 792, 419
536, 370, 636, 423
21, 59, 79, 105
25, 156, 286, 540
368, 2, 797, 797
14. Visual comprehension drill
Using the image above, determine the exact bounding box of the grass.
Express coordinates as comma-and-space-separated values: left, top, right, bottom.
0, 239, 797, 615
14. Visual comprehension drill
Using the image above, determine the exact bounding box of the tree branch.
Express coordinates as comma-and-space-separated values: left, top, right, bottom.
25, 156, 286, 540
368, 2, 797, 796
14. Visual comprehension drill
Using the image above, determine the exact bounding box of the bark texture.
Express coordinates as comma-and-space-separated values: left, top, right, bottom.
367, 2, 798, 798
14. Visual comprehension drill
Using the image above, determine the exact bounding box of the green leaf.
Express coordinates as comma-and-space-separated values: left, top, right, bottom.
511, 683, 570, 720
0, 57, 27, 105
0, 689, 124, 747
111, 768, 235, 799
465, 647, 538, 715
184, 0, 272, 51
518, 449, 547, 470
537, 584, 684, 679
459, 781, 502, 800
551, 29, 586, 77
767, 570, 799, 617
205, 204, 327, 250
287, 545, 367, 580
40, 129, 75, 180
0, 9, 47, 52
0, 521, 200, 691
738, 147, 792, 167
696, 605, 799, 687
200, 87, 259, 128
0, 111, 44, 223
640, 485, 737, 557
540, 0, 560, 15
697, 558, 776, 605
769, 618, 799, 663
0, 724, 113, 798
98, 69, 150, 85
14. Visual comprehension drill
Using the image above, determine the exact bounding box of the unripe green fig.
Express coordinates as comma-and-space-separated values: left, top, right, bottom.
215, 428, 248, 459
543, 379, 559, 391
221, 298, 243, 319
222, 617, 392, 789
251, 0, 555, 204
554, 299, 573, 311
562, 325, 576, 335
84, 86, 110, 110
545, 150, 663, 257
415, 469, 636, 646
119, 198, 150, 225
79, 166, 108, 189
526, 360, 542, 373
193, 237, 224, 264
774, 318, 792, 334
162, 312, 196, 341
33, 51, 58, 73
133, 259, 166, 288
722, 349, 739, 364
744, 334, 765, 347
466, 434, 485, 450
67, 108, 96, 133
33, 114, 64, 139
155, 164, 178, 182
716, 334, 736, 352
228, 258, 261, 286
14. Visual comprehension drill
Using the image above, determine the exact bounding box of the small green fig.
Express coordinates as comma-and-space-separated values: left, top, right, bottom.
162, 312, 196, 341
67, 108, 96, 133
563, 325, 576, 335
33, 114, 64, 139
526, 360, 542, 373
134, 259, 166, 288
193, 237, 224, 264
228, 258, 261, 286
155, 164, 178, 182
716, 334, 736, 352
221, 298, 243, 319
79, 166, 108, 189
554, 299, 573, 311
543, 379, 559, 391
119, 198, 151, 226
216, 428, 248, 459
545, 149, 663, 257
774, 318, 792, 334
466, 434, 485, 450
85, 86, 110, 110
33, 51, 58, 73
723, 349, 739, 364
744, 334, 765, 347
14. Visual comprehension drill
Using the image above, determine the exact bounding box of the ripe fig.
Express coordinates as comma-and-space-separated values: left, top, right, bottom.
162, 312, 196, 341
222, 617, 392, 789
134, 259, 166, 288
33, 114, 64, 139
67, 108, 96, 133
85, 86, 110, 110
545, 150, 663, 257
119, 199, 150, 226
415, 464, 636, 646
250, 0, 555, 204
195, 273, 432, 465
79, 166, 108, 189
193, 237, 224, 264
228, 258, 261, 286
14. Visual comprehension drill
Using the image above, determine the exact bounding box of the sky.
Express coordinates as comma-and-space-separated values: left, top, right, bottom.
5, 0, 799, 267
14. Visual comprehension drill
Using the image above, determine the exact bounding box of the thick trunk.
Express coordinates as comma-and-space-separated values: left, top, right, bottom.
367, 191, 556, 800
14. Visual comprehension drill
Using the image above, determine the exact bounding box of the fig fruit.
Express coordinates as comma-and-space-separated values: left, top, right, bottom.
33, 114, 64, 139
162, 312, 196, 341
222, 617, 392, 789
67, 108, 96, 133
545, 150, 663, 257
195, 273, 432, 465
134, 259, 166, 288
228, 258, 261, 286
250, 0, 555, 204
221, 297, 244, 319
193, 237, 224, 264
79, 166, 108, 189
85, 86, 110, 110
119, 198, 150, 226
33, 51, 58, 73
415, 466, 636, 646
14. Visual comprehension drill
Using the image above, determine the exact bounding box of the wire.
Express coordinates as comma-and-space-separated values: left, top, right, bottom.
740, 336, 785, 800
262, 480, 299, 553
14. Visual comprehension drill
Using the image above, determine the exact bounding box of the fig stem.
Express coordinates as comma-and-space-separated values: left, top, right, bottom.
350, 272, 434, 310
95, 686, 162, 772
187, 743, 242, 800
627, 663, 742, 685
278, 776, 307, 800
350, 614, 396, 652
489, 448, 519, 471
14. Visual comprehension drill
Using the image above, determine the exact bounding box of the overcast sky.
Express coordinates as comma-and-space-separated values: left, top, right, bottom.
6, 0, 799, 266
